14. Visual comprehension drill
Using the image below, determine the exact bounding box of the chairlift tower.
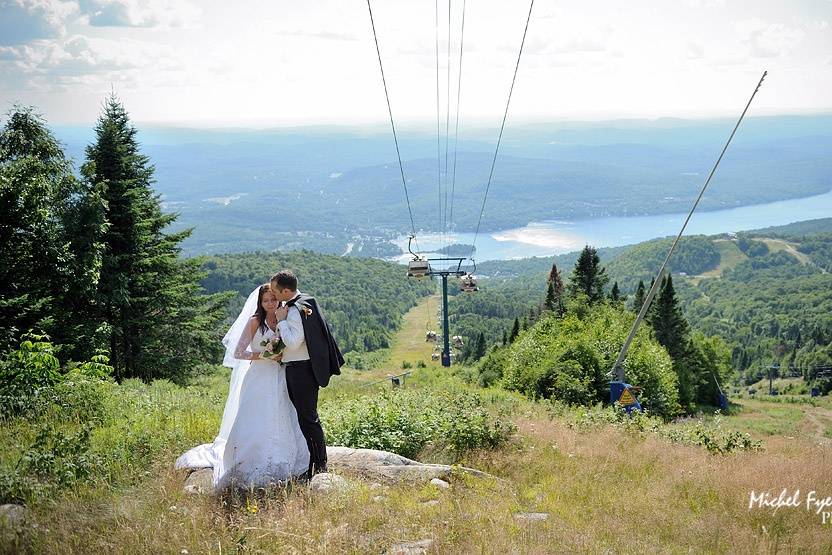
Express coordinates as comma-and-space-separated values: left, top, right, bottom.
406, 236, 475, 367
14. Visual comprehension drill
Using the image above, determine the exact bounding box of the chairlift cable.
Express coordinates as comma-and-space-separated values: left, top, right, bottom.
435, 0, 444, 251
610, 70, 768, 381
366, 0, 419, 250
448, 0, 466, 248
469, 0, 535, 261
443, 0, 453, 250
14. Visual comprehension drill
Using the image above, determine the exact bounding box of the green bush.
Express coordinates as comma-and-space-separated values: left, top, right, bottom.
0, 334, 61, 417
490, 304, 681, 419
321, 389, 515, 460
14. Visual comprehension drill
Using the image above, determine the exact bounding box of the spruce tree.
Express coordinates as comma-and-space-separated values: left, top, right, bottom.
509, 317, 520, 342
567, 245, 608, 303
632, 280, 646, 313
649, 274, 694, 405
473, 331, 487, 361
545, 262, 565, 316
0, 107, 106, 357
86, 95, 229, 381
610, 281, 621, 302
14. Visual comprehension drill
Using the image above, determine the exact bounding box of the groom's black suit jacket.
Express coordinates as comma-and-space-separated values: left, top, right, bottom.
286, 293, 344, 388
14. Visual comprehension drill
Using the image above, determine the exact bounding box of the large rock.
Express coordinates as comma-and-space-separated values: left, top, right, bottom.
326, 446, 491, 484
0, 505, 25, 529
309, 473, 350, 494
183, 469, 213, 494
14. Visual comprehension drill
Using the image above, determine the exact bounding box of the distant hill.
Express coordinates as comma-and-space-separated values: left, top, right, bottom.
746, 218, 832, 238
53, 115, 832, 256
448, 221, 832, 377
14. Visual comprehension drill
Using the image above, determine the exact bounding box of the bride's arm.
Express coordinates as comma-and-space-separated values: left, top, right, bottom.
234, 318, 261, 360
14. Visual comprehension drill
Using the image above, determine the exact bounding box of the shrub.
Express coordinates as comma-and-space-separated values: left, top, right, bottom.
490, 305, 680, 419
321, 389, 515, 460
0, 334, 61, 417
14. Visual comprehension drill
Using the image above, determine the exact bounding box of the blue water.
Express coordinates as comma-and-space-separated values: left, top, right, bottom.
394, 189, 832, 263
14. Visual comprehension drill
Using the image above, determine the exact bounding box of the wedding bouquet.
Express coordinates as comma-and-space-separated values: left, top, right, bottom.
260, 336, 286, 360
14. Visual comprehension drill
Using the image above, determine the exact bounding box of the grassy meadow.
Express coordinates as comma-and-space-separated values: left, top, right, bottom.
3, 297, 832, 554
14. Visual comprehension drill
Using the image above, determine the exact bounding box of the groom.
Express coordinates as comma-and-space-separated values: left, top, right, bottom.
271, 270, 344, 478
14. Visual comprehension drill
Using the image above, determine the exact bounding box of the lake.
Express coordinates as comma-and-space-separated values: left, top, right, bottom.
394, 188, 832, 263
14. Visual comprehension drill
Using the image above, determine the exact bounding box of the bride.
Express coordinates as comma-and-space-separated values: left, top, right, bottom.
175, 284, 309, 489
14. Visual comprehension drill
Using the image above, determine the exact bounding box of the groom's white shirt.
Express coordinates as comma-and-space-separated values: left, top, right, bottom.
277, 291, 310, 363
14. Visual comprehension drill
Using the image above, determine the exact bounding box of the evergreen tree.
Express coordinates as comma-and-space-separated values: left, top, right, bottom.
567, 245, 608, 303
650, 275, 689, 359
509, 317, 520, 342
610, 281, 621, 302
86, 95, 229, 381
0, 107, 106, 358
502, 330, 508, 346
473, 331, 487, 361
545, 262, 566, 316
649, 274, 695, 405
632, 280, 645, 313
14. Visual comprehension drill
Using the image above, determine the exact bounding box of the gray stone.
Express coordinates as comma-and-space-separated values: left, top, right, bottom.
430, 478, 450, 489
388, 539, 434, 554
421, 499, 440, 507
372, 464, 451, 482
0, 504, 26, 529
514, 512, 549, 522
309, 472, 350, 494
183, 469, 213, 494
327, 446, 415, 468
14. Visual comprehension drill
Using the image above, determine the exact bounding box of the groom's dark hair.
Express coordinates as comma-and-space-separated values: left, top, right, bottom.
271, 270, 298, 291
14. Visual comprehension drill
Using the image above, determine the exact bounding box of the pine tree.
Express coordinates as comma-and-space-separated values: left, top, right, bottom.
632, 280, 646, 313
610, 281, 621, 302
545, 262, 565, 316
509, 317, 520, 342
0, 107, 106, 357
473, 331, 487, 361
502, 330, 508, 346
567, 245, 608, 303
649, 274, 695, 405
86, 95, 230, 381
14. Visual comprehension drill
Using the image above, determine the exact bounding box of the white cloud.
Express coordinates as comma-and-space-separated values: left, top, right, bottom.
78, 0, 200, 28
686, 41, 704, 60
0, 34, 181, 91
737, 18, 805, 59
0, 0, 78, 45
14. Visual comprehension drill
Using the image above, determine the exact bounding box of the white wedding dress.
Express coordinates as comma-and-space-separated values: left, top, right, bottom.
176, 307, 310, 490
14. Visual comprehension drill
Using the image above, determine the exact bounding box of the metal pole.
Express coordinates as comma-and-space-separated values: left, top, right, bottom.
441, 274, 451, 367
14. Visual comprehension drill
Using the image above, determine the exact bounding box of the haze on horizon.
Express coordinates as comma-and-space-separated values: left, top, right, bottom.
1, 0, 831, 128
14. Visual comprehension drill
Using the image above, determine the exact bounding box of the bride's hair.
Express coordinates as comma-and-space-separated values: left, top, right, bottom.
253, 283, 272, 334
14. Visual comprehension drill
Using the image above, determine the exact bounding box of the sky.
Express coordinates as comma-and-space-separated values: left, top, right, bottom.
1, 0, 831, 127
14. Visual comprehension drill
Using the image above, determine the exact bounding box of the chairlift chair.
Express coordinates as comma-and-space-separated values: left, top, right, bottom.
407, 256, 430, 279
459, 272, 479, 292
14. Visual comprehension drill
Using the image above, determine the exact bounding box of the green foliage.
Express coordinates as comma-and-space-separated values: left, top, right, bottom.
568, 245, 609, 303
321, 389, 515, 460
549, 401, 762, 454
736, 235, 770, 257
85, 95, 231, 381
489, 304, 681, 419
0, 334, 61, 417
0, 106, 107, 359
200, 251, 433, 354
605, 235, 720, 291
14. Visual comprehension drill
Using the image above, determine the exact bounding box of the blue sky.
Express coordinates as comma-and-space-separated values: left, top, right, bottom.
1, 0, 830, 126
